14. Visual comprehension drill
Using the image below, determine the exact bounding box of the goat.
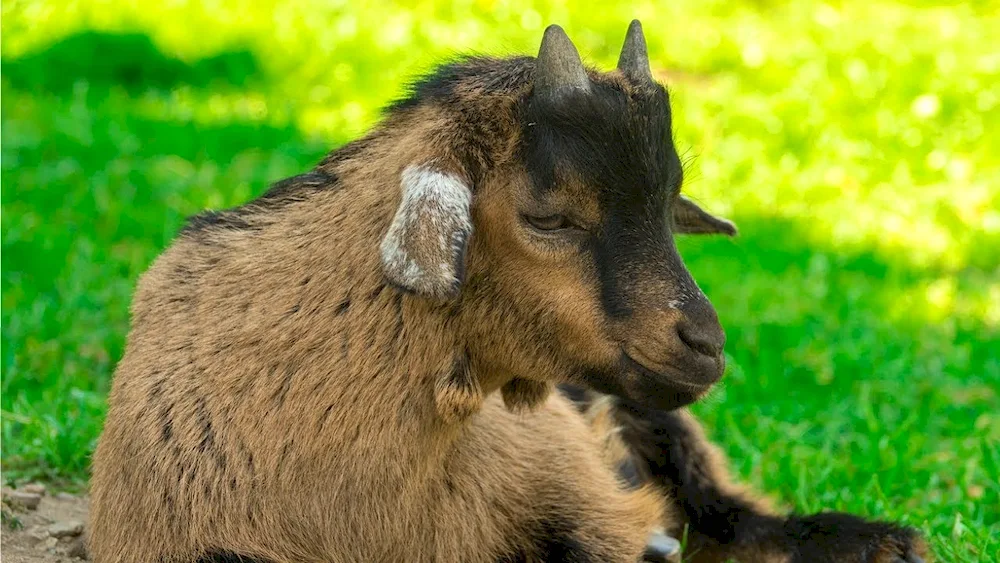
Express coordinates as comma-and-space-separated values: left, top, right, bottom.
88, 21, 929, 563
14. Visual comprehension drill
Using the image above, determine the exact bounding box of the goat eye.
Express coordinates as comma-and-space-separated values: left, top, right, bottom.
525, 214, 571, 231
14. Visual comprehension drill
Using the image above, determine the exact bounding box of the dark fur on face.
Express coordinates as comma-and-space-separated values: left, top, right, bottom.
521, 74, 688, 322
378, 53, 728, 410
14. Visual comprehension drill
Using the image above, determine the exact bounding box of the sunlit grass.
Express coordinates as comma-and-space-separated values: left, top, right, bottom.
2, 0, 997, 560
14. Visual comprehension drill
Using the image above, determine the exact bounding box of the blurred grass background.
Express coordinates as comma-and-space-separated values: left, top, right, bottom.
1, 0, 998, 559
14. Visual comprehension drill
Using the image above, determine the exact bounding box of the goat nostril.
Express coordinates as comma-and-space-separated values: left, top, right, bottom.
677, 324, 722, 358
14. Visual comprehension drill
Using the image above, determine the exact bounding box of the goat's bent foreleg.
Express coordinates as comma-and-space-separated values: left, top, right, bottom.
612, 399, 929, 563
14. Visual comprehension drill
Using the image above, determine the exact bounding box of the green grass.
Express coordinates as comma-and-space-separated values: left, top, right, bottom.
2, 0, 997, 559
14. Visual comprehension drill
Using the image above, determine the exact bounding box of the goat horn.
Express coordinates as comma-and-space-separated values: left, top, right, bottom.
617, 19, 652, 81
535, 24, 590, 99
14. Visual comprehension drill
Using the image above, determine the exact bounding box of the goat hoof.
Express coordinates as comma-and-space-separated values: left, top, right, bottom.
642, 530, 680, 562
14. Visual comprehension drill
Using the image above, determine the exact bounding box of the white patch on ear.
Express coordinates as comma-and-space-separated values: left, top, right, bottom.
380, 165, 473, 298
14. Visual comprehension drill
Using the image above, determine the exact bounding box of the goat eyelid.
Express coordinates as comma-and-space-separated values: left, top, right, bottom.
523, 213, 581, 233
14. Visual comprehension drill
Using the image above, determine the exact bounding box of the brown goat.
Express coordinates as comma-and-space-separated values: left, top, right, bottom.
89, 21, 929, 563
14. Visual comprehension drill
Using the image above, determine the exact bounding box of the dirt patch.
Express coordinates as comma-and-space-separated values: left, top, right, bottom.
2, 485, 89, 562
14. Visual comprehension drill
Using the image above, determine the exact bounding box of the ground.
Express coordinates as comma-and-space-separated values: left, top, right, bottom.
2, 486, 88, 563
1, 1, 998, 561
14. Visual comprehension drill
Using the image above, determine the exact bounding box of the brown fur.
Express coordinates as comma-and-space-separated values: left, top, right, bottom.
87, 57, 674, 561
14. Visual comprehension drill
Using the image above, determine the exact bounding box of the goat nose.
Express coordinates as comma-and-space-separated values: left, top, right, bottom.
676, 301, 725, 358
677, 320, 724, 358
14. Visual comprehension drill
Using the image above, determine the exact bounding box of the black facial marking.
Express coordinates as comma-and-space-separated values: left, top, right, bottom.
521, 80, 674, 197
521, 75, 688, 319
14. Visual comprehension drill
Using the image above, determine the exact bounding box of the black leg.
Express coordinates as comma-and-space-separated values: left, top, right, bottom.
609, 396, 929, 563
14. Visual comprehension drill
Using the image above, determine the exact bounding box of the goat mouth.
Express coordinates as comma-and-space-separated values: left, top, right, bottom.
620, 351, 716, 394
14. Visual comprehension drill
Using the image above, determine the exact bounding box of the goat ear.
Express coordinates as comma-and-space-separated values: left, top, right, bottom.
380, 165, 473, 298
672, 196, 737, 236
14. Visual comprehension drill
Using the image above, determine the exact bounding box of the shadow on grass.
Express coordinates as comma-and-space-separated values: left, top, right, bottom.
1, 31, 262, 93
1, 31, 328, 302
680, 213, 998, 398
0, 30, 327, 480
